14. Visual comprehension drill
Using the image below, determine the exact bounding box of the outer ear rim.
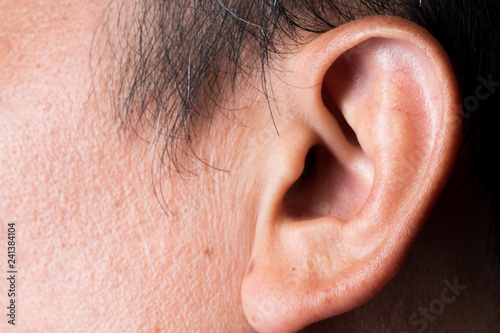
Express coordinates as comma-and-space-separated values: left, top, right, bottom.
302, 15, 459, 91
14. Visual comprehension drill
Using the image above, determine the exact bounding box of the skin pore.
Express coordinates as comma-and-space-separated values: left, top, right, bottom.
0, 1, 499, 332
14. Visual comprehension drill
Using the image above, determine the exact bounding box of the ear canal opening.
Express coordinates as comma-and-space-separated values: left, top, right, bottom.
282, 88, 369, 222
282, 144, 365, 221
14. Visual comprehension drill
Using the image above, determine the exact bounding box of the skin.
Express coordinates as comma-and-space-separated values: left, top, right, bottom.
0, 1, 498, 332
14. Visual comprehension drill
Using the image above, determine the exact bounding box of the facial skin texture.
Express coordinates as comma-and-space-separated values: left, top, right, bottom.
0, 1, 499, 332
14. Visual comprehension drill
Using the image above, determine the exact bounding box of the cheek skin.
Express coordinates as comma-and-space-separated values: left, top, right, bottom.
0, 1, 255, 331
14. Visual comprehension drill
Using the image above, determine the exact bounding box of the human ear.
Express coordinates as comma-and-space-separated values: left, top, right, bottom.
241, 16, 462, 333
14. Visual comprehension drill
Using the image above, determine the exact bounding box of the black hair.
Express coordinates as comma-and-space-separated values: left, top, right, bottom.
102, 0, 500, 313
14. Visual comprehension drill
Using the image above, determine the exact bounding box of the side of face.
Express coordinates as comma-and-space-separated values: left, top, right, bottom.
1, 1, 494, 333
0, 1, 273, 330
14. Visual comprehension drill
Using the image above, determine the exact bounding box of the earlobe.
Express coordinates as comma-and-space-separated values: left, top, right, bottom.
242, 16, 462, 333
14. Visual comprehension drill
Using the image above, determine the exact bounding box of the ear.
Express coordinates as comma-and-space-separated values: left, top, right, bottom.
241, 16, 462, 333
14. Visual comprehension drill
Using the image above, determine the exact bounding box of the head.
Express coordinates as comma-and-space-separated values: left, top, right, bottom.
1, 0, 500, 332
